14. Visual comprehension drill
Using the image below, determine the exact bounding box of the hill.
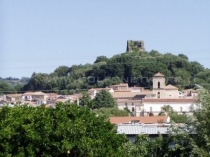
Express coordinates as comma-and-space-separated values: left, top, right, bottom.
1, 49, 209, 94
19, 49, 210, 94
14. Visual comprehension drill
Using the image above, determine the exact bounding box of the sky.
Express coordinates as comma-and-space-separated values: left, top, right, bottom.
0, 0, 210, 79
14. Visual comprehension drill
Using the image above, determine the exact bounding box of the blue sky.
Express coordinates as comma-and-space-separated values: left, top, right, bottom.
1, 0, 210, 78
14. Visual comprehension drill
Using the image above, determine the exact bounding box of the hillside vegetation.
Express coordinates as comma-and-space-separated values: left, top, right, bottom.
2, 50, 210, 94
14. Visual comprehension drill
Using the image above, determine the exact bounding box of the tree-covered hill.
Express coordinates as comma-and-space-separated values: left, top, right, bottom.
7, 50, 210, 94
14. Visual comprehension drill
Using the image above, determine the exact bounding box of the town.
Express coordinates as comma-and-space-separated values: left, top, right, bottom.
0, 72, 199, 142
1, 1, 209, 155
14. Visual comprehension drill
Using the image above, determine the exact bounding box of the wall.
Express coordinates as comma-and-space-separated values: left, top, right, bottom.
143, 102, 196, 115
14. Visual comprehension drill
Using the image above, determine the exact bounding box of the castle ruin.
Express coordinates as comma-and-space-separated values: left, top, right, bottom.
126, 40, 145, 52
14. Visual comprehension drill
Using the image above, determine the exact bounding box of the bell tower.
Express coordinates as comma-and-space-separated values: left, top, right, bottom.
152, 72, 166, 98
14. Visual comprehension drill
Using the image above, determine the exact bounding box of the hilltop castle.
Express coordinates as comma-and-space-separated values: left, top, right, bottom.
126, 40, 145, 52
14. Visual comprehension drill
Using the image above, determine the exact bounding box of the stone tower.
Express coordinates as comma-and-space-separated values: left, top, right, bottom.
152, 72, 166, 98
126, 40, 145, 52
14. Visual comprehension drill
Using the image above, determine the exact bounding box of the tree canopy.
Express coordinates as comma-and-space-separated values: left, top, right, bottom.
2, 49, 210, 95
0, 103, 127, 157
93, 90, 116, 109
16, 50, 210, 94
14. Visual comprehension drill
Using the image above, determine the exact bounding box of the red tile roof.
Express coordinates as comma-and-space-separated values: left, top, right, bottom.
23, 91, 48, 96
109, 116, 168, 124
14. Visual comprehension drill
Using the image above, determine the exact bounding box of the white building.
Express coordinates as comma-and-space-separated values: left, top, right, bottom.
142, 98, 197, 115
113, 72, 198, 116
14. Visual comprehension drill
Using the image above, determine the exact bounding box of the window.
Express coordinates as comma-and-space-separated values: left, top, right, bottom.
158, 81, 160, 88
150, 107, 152, 112
132, 107, 135, 112
158, 92, 160, 98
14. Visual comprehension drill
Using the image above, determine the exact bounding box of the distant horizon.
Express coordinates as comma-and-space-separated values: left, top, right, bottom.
1, 1, 210, 78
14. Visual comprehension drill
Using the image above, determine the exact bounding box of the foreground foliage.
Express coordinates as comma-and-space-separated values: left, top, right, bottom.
93, 107, 129, 118
0, 103, 127, 157
0, 89, 210, 156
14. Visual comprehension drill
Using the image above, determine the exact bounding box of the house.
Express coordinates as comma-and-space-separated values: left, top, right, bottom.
69, 93, 83, 105
116, 99, 143, 116
117, 124, 171, 142
88, 88, 114, 99
182, 89, 198, 98
109, 83, 144, 92
0, 94, 6, 101
142, 98, 197, 115
109, 83, 129, 91
142, 72, 198, 115
114, 73, 198, 116
22, 91, 49, 105
110, 116, 171, 142
6, 94, 22, 103
111, 90, 153, 116
109, 116, 170, 125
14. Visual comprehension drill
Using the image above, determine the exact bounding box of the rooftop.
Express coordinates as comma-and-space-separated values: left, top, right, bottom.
109, 116, 169, 124
117, 124, 170, 135
154, 72, 165, 77
164, 84, 178, 90
23, 91, 48, 96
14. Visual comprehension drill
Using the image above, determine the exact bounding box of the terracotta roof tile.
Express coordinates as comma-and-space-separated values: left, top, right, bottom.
112, 91, 153, 99
109, 116, 168, 124
111, 92, 141, 99
23, 91, 48, 96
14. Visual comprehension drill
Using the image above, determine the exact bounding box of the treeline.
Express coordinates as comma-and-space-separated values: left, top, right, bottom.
0, 77, 30, 94
2, 50, 210, 94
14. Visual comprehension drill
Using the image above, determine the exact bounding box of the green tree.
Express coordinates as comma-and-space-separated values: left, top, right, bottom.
23, 73, 49, 90
161, 105, 188, 123
93, 90, 116, 109
0, 103, 128, 157
94, 56, 108, 63
0, 80, 15, 94
178, 53, 189, 60
187, 89, 210, 156
54, 66, 70, 77
79, 91, 92, 107
92, 107, 129, 118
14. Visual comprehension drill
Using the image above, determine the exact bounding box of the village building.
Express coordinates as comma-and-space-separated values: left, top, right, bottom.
106, 72, 198, 116
109, 116, 171, 142
109, 116, 170, 124
22, 91, 49, 105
